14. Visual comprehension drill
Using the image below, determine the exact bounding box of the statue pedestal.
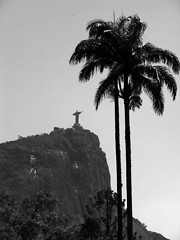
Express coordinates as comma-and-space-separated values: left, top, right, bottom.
73, 123, 83, 130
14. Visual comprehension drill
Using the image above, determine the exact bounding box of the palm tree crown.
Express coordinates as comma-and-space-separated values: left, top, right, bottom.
70, 14, 180, 112
91, 15, 180, 114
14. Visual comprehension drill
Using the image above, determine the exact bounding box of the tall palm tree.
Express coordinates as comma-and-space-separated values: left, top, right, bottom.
69, 19, 124, 240
94, 15, 180, 240
70, 15, 180, 240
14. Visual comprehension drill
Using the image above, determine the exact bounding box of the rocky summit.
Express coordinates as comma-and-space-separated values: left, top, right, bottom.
0, 125, 110, 222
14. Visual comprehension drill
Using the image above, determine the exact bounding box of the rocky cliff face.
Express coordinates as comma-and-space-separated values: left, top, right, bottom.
0, 125, 110, 222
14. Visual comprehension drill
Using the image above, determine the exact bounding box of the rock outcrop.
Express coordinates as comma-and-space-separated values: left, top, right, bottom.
0, 125, 110, 222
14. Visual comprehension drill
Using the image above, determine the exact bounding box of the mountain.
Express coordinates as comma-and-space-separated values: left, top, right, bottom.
0, 125, 169, 240
132, 218, 170, 240
0, 125, 110, 222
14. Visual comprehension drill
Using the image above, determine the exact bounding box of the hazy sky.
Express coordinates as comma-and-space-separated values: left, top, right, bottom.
0, 0, 180, 239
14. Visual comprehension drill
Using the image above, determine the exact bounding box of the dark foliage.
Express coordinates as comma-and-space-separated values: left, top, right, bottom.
0, 191, 78, 240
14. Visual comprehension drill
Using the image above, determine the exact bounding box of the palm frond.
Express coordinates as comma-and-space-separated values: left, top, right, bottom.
94, 64, 125, 109
140, 75, 164, 115
129, 95, 142, 111
128, 73, 143, 101
156, 66, 177, 100
114, 15, 147, 50
87, 19, 127, 62
134, 64, 177, 100
115, 16, 129, 31
142, 43, 180, 74
134, 65, 159, 82
87, 19, 113, 38
94, 79, 114, 110
69, 38, 114, 65
69, 39, 100, 64
79, 59, 109, 82
124, 15, 147, 47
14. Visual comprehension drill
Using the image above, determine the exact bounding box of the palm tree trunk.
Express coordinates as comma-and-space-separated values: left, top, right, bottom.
114, 80, 123, 240
124, 90, 133, 239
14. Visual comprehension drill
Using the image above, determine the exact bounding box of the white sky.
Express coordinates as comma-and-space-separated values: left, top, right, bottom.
0, 0, 180, 239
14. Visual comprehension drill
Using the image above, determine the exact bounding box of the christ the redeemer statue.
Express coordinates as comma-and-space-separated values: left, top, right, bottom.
73, 110, 82, 125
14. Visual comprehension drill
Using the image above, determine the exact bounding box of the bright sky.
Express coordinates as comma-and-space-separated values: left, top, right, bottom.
0, 0, 180, 239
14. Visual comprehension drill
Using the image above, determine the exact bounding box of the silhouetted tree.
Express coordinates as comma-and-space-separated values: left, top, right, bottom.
70, 14, 180, 240
84, 188, 128, 240
87, 188, 118, 238
94, 14, 180, 240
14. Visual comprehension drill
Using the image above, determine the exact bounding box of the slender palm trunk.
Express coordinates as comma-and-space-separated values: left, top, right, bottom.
114, 80, 123, 240
124, 74, 133, 240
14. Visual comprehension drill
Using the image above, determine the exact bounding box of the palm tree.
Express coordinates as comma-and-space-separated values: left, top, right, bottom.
69, 15, 180, 240
94, 15, 180, 240
69, 19, 124, 240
